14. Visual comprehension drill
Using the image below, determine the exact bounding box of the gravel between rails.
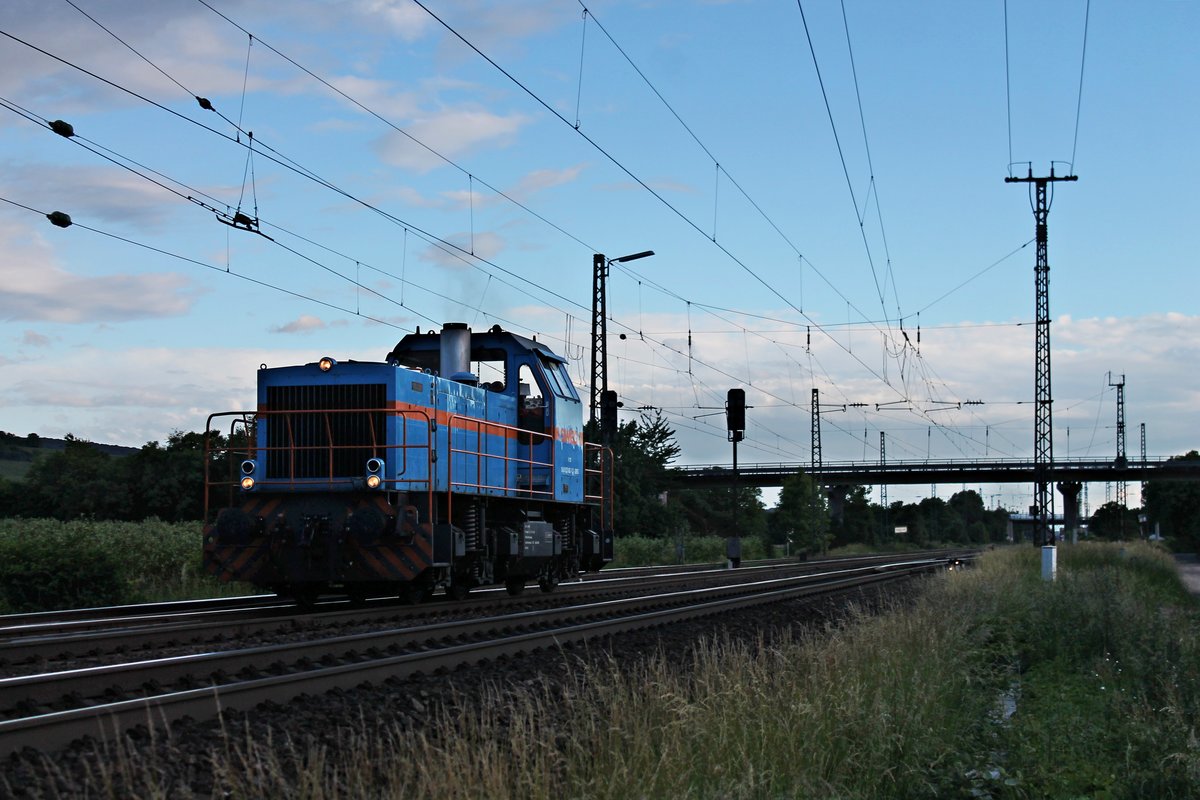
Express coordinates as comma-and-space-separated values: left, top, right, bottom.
0, 575, 924, 798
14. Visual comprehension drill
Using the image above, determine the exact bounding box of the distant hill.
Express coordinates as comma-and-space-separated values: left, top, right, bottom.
0, 432, 139, 481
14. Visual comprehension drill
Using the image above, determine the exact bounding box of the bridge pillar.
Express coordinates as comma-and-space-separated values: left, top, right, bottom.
1057, 481, 1082, 542
827, 485, 849, 525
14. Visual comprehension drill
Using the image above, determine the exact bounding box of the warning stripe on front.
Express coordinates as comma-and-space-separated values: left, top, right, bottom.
349, 533, 432, 580
205, 495, 438, 584
206, 544, 270, 583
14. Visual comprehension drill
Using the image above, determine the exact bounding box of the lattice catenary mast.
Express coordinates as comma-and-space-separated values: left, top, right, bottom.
1140, 421, 1147, 511
811, 388, 822, 471
1109, 372, 1127, 536
1005, 166, 1077, 545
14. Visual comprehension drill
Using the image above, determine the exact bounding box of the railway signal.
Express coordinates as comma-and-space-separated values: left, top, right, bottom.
726, 388, 748, 567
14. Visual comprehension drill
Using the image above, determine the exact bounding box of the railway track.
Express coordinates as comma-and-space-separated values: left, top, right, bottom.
0, 553, 966, 757
0, 550, 963, 633
0, 552, 964, 671
0, 565, 809, 672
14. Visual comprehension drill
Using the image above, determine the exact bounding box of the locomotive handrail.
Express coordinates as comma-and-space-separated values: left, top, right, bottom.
262, 407, 429, 489
584, 443, 613, 531
204, 411, 257, 523
445, 413, 555, 501
237, 407, 414, 486
203, 408, 437, 523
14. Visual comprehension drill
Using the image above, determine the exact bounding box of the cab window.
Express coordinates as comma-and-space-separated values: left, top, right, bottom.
541, 358, 578, 401
518, 364, 544, 408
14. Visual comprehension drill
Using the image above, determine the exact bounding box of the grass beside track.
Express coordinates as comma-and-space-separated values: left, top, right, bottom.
31, 541, 1198, 798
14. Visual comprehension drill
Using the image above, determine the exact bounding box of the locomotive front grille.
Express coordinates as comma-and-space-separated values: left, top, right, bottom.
265, 384, 387, 480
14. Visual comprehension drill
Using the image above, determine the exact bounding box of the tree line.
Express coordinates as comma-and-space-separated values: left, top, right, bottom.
604, 414, 1200, 554
2, 423, 1197, 552
601, 410, 1011, 554
0, 431, 211, 522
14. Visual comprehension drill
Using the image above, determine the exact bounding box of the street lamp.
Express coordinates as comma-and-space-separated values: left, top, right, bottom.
590, 250, 654, 427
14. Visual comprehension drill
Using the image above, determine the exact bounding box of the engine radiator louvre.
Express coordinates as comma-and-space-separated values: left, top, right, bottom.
265, 383, 386, 480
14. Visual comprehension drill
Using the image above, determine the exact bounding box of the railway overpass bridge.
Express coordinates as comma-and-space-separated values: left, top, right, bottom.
671, 457, 1200, 489
671, 456, 1200, 532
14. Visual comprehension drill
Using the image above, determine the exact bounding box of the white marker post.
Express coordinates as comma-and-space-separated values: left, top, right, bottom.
1041, 545, 1057, 581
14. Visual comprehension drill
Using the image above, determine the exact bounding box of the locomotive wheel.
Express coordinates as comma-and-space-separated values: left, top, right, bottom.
538, 575, 558, 593
504, 577, 526, 596
446, 580, 471, 601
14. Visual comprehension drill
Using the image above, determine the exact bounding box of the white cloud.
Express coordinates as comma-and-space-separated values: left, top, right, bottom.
587, 310, 1200, 470
0, 344, 315, 445
20, 330, 51, 347
420, 232, 505, 269
3, 162, 183, 230
441, 164, 587, 210
0, 268, 195, 323
324, 74, 420, 119
441, 1, 575, 54
271, 314, 329, 334
0, 217, 198, 323
374, 108, 529, 172
0, 311, 1192, 477
353, 0, 434, 41
510, 165, 586, 198
0, 3, 250, 114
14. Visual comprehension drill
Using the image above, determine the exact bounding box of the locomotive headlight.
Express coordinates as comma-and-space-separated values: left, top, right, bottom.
366, 457, 385, 490
318, 356, 336, 372
240, 459, 257, 490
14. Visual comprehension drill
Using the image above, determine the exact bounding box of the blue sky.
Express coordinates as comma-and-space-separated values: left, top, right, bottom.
1, 0, 1196, 511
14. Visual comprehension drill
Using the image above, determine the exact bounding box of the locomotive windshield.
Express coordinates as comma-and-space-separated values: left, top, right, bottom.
540, 357, 578, 401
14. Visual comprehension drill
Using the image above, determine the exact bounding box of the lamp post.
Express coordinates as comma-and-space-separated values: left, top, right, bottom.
590, 250, 654, 428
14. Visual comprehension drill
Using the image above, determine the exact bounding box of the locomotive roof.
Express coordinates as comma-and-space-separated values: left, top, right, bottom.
384, 324, 567, 369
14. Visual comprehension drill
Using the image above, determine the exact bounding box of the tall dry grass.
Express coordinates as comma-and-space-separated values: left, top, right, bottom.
16, 542, 1200, 798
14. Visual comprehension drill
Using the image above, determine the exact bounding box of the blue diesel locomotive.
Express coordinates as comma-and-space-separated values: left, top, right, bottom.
202, 323, 613, 604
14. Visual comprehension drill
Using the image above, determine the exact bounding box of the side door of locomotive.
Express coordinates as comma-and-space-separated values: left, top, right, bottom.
515, 359, 553, 493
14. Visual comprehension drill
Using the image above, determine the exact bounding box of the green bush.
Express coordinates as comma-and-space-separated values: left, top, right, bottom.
611, 535, 670, 566
0, 529, 127, 612
612, 533, 767, 567
0, 518, 241, 612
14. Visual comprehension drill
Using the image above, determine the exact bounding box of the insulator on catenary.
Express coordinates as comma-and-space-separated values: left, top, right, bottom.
46, 211, 72, 228
196, 96, 214, 111
49, 120, 74, 138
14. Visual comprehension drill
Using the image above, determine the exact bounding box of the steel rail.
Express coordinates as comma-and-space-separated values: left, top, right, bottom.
0, 594, 286, 631
0, 561, 792, 642
1, 553, 969, 666
0, 550, 948, 629
0, 566, 795, 665
0, 550, 959, 640
0, 558, 951, 757
1, 559, 945, 708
